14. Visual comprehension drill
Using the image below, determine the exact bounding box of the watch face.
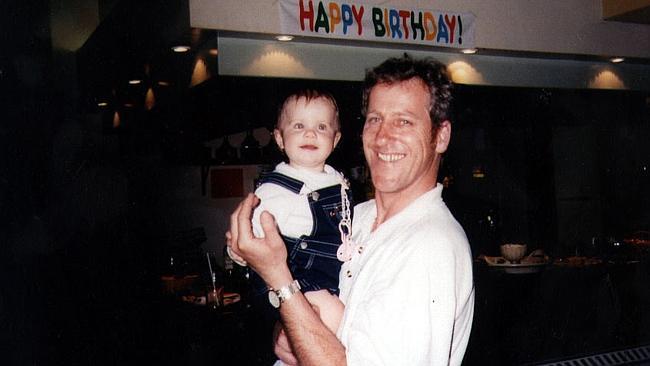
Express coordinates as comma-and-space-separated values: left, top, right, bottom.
268, 290, 280, 308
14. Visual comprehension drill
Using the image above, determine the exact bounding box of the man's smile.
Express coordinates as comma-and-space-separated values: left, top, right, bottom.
378, 152, 406, 162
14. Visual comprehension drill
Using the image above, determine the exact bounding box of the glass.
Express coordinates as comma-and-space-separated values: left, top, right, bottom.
207, 285, 224, 309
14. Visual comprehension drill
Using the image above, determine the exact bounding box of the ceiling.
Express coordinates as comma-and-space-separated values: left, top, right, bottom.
602, 0, 650, 24
76, 0, 650, 143
78, 0, 650, 103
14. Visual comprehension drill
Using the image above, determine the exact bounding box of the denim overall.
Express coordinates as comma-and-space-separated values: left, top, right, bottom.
249, 171, 353, 317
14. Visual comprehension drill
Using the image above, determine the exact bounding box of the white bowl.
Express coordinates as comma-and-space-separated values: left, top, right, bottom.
500, 244, 527, 263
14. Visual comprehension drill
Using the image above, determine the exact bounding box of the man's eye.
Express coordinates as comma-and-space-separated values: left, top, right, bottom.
366, 117, 379, 124
399, 119, 412, 126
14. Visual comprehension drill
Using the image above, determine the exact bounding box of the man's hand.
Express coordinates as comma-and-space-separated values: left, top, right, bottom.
227, 193, 293, 288
229, 194, 346, 366
273, 322, 298, 366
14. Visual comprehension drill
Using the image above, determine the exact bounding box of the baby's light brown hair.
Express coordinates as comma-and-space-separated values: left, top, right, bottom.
277, 89, 340, 131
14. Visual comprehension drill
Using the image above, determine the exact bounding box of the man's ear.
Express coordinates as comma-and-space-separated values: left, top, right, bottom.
333, 131, 342, 149
434, 120, 451, 154
273, 129, 284, 150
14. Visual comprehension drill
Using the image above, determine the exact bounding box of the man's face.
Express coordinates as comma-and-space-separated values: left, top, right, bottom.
274, 97, 341, 173
362, 78, 450, 199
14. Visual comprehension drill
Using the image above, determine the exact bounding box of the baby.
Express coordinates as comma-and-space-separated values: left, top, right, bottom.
229, 89, 354, 337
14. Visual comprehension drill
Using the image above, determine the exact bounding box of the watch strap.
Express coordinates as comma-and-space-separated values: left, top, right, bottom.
270, 280, 301, 307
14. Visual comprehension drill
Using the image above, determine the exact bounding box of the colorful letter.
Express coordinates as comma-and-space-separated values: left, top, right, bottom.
444, 14, 457, 44
389, 9, 401, 38
372, 7, 386, 37
299, 0, 314, 31
410, 11, 424, 40
351, 5, 364, 35
436, 14, 449, 43
315, 1, 330, 33
399, 10, 410, 39
341, 4, 354, 35
329, 3, 341, 33
384, 8, 389, 37
424, 12, 436, 40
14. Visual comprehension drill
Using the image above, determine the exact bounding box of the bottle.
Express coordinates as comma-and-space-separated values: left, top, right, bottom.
223, 244, 235, 281
221, 244, 250, 301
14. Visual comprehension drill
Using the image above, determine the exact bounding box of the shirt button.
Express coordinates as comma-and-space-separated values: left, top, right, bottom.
346, 270, 352, 278
300, 241, 308, 249
358, 246, 364, 254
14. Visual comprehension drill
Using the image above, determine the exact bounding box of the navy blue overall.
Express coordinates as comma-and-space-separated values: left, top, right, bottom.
249, 171, 353, 319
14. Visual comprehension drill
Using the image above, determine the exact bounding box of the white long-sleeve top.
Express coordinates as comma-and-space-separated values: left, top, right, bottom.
337, 184, 475, 366
252, 162, 345, 239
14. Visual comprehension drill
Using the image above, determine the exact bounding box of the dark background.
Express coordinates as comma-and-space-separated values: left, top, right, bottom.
2, 1, 649, 365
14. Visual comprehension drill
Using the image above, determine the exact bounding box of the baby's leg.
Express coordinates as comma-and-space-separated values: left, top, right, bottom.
303, 289, 344, 334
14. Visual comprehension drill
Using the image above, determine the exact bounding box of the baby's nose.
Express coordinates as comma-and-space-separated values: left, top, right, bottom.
304, 128, 317, 137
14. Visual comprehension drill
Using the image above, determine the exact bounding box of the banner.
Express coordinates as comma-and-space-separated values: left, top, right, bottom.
279, 0, 475, 48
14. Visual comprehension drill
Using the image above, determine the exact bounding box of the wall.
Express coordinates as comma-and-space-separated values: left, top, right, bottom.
191, 1, 650, 90
217, 36, 650, 90
191, 0, 650, 59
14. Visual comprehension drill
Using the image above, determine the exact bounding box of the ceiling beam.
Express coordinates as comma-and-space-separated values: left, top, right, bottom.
602, 0, 650, 24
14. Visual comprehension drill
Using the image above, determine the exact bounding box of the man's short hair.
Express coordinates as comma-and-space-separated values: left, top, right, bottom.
361, 54, 453, 129
277, 89, 340, 131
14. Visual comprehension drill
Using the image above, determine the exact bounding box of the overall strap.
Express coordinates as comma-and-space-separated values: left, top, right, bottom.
257, 172, 304, 194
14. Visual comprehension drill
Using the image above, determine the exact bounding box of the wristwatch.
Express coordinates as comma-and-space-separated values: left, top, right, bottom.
268, 280, 301, 308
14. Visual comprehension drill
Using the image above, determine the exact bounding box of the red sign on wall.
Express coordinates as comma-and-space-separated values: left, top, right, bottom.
211, 168, 244, 198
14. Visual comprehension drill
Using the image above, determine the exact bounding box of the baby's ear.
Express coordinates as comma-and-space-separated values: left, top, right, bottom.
273, 129, 284, 150
333, 131, 342, 148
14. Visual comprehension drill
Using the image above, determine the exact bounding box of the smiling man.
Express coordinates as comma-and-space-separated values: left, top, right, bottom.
228, 55, 474, 366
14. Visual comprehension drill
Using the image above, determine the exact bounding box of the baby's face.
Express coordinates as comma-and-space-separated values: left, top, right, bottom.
274, 97, 341, 173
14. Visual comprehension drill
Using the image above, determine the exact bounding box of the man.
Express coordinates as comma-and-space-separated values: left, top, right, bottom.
228, 55, 474, 365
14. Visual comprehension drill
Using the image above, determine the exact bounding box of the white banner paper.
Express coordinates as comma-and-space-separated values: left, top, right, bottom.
279, 0, 475, 49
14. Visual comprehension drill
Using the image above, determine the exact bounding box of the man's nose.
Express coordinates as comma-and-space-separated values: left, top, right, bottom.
374, 121, 393, 145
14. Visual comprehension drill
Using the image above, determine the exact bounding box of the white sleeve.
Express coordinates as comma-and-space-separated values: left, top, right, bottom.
252, 183, 295, 238
345, 240, 458, 366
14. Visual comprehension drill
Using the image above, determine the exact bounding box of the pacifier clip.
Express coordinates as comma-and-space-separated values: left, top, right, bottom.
336, 179, 357, 262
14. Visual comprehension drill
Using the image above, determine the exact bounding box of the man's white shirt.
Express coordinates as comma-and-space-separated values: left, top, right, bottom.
337, 184, 475, 366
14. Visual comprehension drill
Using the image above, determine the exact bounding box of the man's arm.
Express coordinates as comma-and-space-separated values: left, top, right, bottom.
278, 286, 346, 366
228, 194, 347, 366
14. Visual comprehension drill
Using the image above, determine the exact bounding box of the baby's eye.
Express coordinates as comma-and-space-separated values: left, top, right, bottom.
293, 123, 304, 129
318, 124, 328, 131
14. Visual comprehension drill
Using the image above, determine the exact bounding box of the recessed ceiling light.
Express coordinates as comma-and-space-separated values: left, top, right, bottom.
209, 48, 218, 56
172, 45, 191, 53
461, 48, 478, 54
124, 103, 134, 108
610, 57, 625, 63
275, 35, 294, 42
97, 102, 109, 107
157, 81, 171, 86
128, 79, 142, 85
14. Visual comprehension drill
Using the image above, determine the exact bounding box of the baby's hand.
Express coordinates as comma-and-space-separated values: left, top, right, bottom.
273, 322, 298, 366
